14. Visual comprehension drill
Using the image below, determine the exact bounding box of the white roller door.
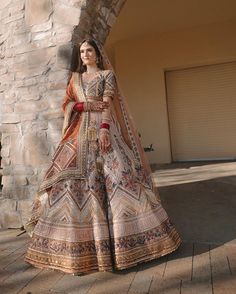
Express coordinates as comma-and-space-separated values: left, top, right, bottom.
166, 61, 236, 161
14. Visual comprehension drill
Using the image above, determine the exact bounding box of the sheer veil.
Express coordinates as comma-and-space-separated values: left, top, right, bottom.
95, 40, 152, 176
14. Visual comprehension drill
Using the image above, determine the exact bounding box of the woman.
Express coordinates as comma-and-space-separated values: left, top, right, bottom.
25, 39, 181, 275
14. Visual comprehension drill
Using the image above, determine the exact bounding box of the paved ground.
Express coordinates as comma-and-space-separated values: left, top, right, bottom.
1, 161, 236, 293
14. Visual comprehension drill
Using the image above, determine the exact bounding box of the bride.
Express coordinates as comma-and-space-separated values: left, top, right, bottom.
24, 39, 181, 275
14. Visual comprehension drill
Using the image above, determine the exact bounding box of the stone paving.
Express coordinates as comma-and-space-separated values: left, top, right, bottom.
1, 161, 236, 293
0, 229, 235, 294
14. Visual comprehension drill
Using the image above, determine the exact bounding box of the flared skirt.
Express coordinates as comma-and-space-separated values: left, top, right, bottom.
25, 115, 181, 274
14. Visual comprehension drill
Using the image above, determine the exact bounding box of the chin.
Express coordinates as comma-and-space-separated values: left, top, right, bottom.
87, 64, 96, 67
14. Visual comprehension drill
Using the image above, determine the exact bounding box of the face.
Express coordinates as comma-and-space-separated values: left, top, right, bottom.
80, 42, 97, 67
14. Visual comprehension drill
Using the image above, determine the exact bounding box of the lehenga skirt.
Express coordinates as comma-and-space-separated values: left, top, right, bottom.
25, 113, 181, 274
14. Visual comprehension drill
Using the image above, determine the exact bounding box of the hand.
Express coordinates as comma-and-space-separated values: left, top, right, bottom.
85, 101, 109, 112
99, 129, 111, 153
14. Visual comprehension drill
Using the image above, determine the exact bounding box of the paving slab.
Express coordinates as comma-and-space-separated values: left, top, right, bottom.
181, 279, 212, 294
19, 269, 64, 293
212, 274, 236, 294
0, 255, 30, 283
149, 278, 181, 294
136, 255, 167, 278
128, 270, 153, 293
1, 266, 42, 294
1, 161, 236, 293
164, 243, 193, 281
225, 245, 236, 275
0, 251, 25, 269
210, 245, 231, 278
87, 278, 130, 294
155, 162, 236, 244
192, 243, 211, 281
52, 272, 97, 294
92, 269, 136, 284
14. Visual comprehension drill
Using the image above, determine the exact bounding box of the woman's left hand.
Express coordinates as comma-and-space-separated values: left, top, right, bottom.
99, 130, 111, 153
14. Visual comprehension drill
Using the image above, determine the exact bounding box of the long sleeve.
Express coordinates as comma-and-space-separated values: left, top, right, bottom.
102, 70, 117, 124
103, 70, 117, 99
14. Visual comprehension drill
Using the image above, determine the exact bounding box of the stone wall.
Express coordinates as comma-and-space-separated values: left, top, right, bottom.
0, 0, 126, 228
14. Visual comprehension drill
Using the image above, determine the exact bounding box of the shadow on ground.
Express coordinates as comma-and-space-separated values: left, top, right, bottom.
152, 160, 236, 245
2, 158, 236, 294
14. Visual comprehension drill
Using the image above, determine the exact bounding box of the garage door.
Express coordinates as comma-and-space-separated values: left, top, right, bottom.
166, 61, 236, 161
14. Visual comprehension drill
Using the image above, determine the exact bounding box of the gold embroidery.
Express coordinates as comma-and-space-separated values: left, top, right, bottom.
96, 154, 104, 173
88, 120, 98, 142
39, 73, 90, 192
74, 72, 89, 178
61, 101, 77, 136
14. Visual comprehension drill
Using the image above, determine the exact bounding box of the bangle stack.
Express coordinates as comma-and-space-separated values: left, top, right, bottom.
73, 102, 92, 112
100, 123, 110, 130
74, 102, 84, 112
100, 122, 110, 134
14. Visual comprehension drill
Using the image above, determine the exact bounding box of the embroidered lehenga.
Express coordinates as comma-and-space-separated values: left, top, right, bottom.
24, 45, 181, 275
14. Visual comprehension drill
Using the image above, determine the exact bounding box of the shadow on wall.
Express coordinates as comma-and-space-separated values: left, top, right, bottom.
0, 134, 2, 191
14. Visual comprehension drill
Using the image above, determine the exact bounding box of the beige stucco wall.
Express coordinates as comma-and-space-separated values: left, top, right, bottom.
107, 20, 236, 164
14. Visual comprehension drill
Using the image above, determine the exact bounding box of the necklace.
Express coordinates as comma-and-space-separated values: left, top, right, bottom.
82, 69, 100, 83
82, 70, 100, 94
84, 68, 100, 75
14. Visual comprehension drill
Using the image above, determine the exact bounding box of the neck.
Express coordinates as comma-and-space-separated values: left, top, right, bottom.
86, 64, 99, 74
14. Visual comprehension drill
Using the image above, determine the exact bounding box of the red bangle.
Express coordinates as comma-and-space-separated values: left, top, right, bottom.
73, 102, 84, 112
100, 123, 110, 130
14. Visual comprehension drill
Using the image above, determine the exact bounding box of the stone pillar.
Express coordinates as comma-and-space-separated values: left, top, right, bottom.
0, 0, 126, 228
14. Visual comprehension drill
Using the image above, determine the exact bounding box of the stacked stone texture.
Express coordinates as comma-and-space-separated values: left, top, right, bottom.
0, 0, 126, 228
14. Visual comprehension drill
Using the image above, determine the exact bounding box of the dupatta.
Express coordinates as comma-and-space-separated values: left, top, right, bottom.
37, 41, 153, 192
96, 41, 152, 175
